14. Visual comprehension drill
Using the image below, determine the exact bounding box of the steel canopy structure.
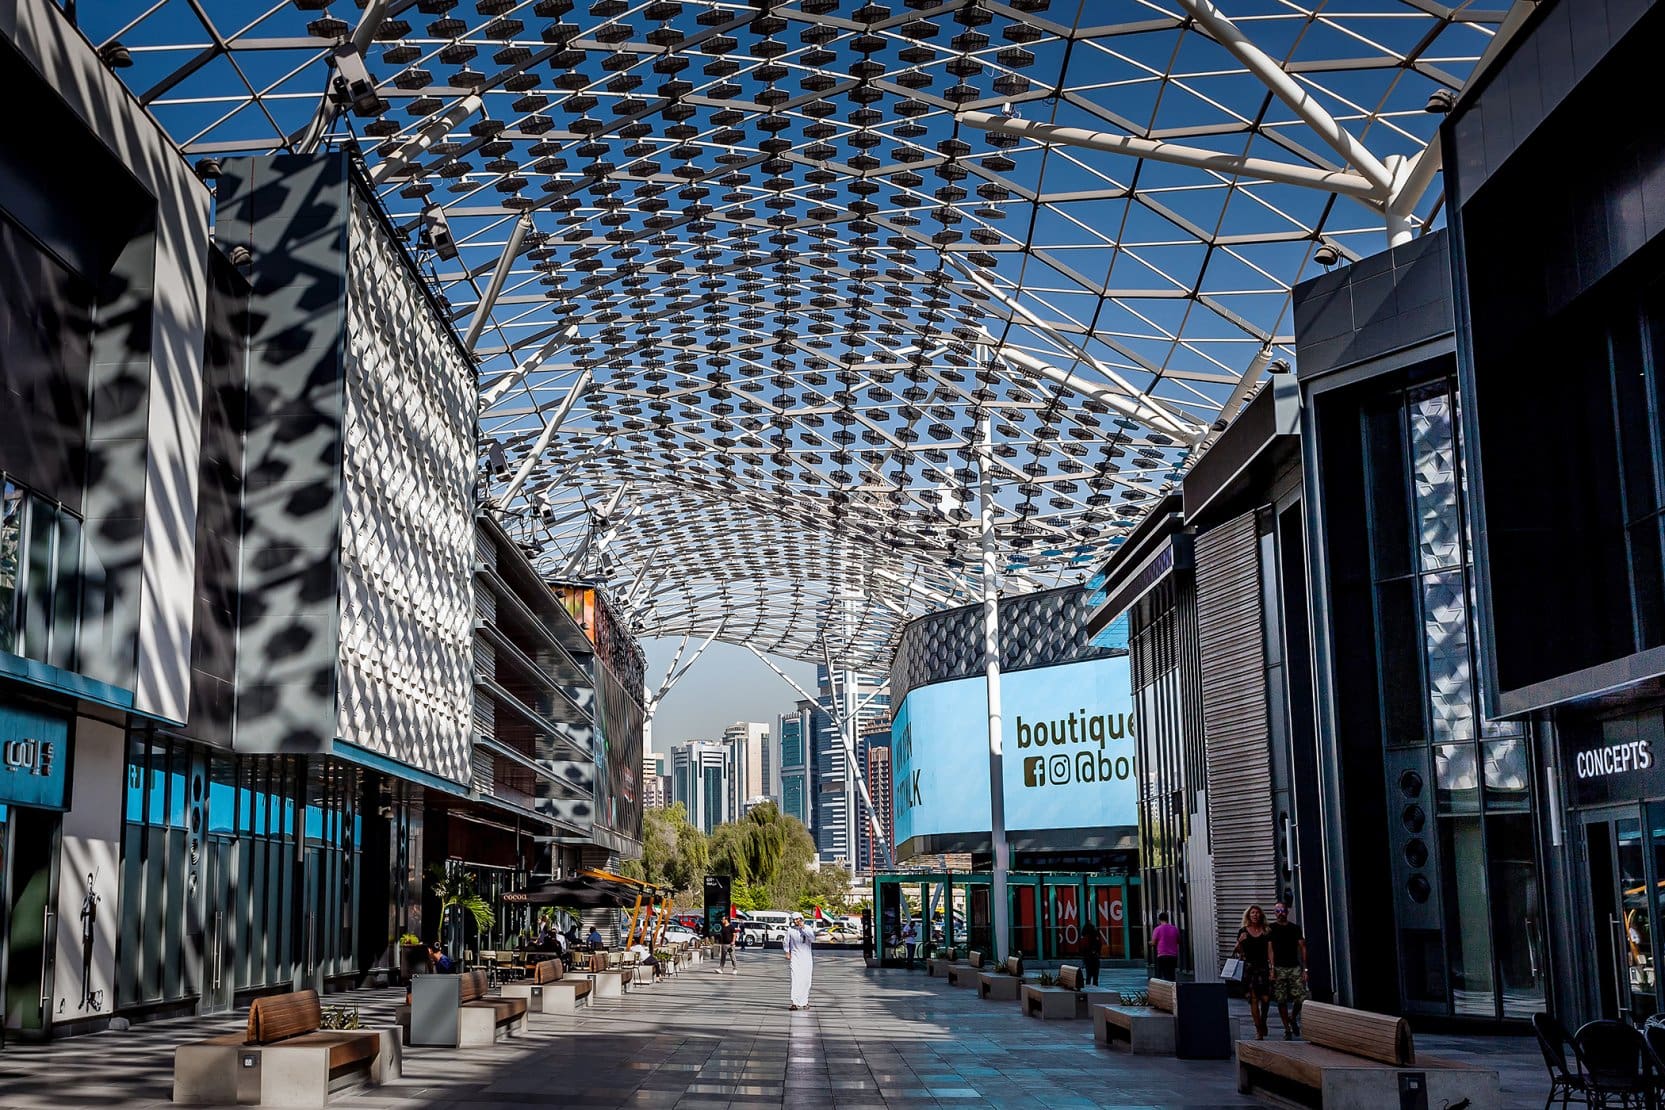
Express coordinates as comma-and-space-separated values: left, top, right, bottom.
82, 0, 1529, 670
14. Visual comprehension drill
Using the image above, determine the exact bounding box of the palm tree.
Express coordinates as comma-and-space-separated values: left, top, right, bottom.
428, 866, 495, 951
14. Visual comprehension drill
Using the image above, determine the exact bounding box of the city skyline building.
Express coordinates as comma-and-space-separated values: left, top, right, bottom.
642, 752, 668, 810
670, 740, 727, 834
859, 732, 894, 875
814, 667, 890, 867
721, 721, 772, 819
777, 701, 816, 829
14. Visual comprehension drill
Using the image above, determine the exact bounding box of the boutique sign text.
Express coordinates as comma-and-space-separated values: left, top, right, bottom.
892, 655, 1136, 846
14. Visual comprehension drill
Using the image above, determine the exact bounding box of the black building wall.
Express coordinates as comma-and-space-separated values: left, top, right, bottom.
1446, 0, 1665, 1027
1296, 232, 1552, 1025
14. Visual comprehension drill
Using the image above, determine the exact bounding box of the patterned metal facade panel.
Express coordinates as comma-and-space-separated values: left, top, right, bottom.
889, 585, 1123, 702
335, 191, 476, 784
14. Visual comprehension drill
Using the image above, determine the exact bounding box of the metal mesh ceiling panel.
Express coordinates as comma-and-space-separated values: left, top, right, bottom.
80, 0, 1522, 668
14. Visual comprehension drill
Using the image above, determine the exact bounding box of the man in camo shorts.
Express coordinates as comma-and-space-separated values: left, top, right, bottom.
1268, 902, 1308, 1040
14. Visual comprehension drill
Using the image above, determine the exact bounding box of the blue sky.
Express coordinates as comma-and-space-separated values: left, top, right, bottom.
642, 638, 817, 753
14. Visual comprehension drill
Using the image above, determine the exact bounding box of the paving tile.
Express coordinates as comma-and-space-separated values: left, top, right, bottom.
0, 952, 1556, 1109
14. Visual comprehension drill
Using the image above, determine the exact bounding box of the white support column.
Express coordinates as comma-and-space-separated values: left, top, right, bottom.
959, 112, 1382, 201
498, 367, 595, 503
1173, 0, 1396, 195
562, 485, 632, 577
845, 652, 859, 878
463, 212, 534, 352
956, 271, 1199, 441
747, 644, 893, 869
479, 324, 580, 410
977, 410, 1011, 964
370, 94, 483, 184
292, 0, 388, 154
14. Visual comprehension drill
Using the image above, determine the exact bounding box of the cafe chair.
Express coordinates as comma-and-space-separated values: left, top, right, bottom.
1574, 1020, 1652, 1109
1533, 1013, 1588, 1109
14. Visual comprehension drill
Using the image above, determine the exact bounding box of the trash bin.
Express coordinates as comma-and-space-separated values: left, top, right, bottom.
1174, 981, 1232, 1059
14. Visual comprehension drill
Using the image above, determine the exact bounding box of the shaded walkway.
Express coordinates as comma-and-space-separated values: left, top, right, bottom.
0, 951, 1549, 1108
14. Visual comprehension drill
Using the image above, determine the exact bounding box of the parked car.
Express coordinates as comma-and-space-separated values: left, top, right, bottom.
659, 925, 698, 945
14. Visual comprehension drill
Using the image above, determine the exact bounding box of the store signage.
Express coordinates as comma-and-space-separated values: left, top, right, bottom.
0, 703, 70, 810
1094, 531, 1193, 628
892, 655, 1136, 847
1575, 739, 1653, 780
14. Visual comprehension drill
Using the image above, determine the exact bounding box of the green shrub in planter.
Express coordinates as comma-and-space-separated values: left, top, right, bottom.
320, 1004, 361, 1030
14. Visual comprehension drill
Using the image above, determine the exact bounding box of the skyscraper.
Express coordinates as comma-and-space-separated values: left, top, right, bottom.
777, 701, 816, 828
642, 751, 668, 809
813, 667, 890, 867
721, 721, 772, 817
859, 731, 894, 874
670, 741, 728, 834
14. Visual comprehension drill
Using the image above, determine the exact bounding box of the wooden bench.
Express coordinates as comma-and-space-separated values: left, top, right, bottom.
1022, 964, 1115, 1020
405, 970, 529, 1047
174, 989, 400, 1107
977, 956, 1026, 1002
946, 950, 984, 989
499, 958, 594, 1014
1093, 977, 1177, 1054
577, 949, 632, 998
1235, 1001, 1500, 1109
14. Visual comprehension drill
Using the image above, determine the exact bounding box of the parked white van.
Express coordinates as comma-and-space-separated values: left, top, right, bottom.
737, 910, 792, 946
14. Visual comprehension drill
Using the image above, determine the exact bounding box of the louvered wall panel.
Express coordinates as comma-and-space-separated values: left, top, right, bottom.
1195, 510, 1277, 966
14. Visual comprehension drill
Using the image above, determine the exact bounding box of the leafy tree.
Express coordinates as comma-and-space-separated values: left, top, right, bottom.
798, 864, 857, 916
709, 803, 821, 909
628, 802, 708, 898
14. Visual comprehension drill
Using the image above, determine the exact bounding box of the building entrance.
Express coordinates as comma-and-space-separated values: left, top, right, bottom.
2, 804, 59, 1044
1582, 806, 1665, 1021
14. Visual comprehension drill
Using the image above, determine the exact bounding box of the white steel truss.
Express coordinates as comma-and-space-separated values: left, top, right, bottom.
85, 0, 1528, 669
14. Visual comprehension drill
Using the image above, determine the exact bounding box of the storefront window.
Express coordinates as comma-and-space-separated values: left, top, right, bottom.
1360, 377, 1545, 1020
0, 482, 85, 669
0, 482, 21, 654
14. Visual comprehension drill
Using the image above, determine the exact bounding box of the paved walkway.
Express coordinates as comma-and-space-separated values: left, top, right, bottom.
0, 950, 1549, 1109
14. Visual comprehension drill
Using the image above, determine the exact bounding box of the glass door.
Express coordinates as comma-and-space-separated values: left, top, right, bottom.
200, 838, 235, 1015
1584, 808, 1659, 1020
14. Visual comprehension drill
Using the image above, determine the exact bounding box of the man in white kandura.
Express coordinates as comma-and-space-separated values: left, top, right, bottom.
783, 911, 815, 1011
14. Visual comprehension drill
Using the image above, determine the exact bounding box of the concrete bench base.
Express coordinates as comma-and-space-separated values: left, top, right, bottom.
499, 980, 556, 1014
1021, 985, 1081, 1019
174, 1029, 400, 1107
926, 958, 959, 978
579, 970, 627, 999
945, 965, 981, 989
1093, 1004, 1176, 1055
977, 973, 1021, 1002
538, 981, 593, 1013
459, 1005, 527, 1047
1236, 1041, 1501, 1110
396, 1004, 527, 1047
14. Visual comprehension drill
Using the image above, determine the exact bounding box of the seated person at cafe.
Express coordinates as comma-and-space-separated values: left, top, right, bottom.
628, 943, 663, 978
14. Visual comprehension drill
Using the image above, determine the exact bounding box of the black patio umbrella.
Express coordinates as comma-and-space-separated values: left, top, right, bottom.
505, 875, 651, 908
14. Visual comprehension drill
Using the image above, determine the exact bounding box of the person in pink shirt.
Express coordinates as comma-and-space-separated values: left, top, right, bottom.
1151, 911, 1181, 981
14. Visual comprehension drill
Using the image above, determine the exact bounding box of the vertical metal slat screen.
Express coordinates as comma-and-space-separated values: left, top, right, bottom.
1196, 511, 1277, 966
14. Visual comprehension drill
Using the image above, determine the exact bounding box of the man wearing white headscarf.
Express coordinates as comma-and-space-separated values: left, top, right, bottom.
783, 912, 815, 1010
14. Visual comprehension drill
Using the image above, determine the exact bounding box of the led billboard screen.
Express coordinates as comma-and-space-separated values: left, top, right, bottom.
891, 655, 1135, 848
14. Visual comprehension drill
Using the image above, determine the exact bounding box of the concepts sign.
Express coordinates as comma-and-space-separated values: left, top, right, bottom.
891, 655, 1134, 846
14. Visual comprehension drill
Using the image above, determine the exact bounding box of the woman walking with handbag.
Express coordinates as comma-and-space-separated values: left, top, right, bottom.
1233, 905, 1274, 1040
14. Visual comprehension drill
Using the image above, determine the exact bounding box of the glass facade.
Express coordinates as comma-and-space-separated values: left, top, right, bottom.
118, 737, 364, 1012
1358, 378, 1544, 1020
1129, 574, 1201, 974
0, 477, 85, 669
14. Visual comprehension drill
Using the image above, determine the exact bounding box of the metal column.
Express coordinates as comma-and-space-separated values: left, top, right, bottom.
977, 411, 1010, 962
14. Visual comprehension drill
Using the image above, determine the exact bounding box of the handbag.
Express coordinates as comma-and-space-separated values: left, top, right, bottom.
1220, 957, 1245, 982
